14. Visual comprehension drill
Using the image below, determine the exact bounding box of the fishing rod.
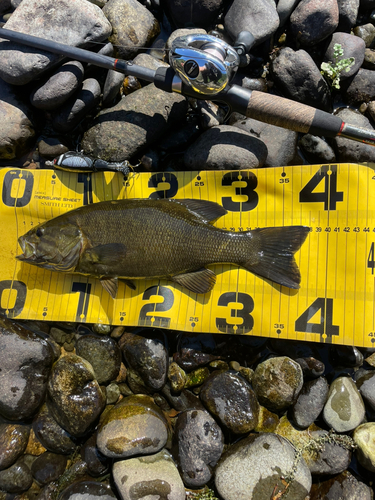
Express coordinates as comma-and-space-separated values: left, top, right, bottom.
1, 25, 374, 146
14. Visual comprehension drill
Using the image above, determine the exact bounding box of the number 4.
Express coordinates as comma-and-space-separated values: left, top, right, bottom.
368, 243, 375, 275
295, 297, 339, 342
299, 165, 343, 210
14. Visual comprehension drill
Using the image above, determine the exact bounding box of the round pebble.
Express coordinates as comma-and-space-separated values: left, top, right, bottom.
0, 424, 30, 471
76, 334, 121, 385
353, 422, 375, 472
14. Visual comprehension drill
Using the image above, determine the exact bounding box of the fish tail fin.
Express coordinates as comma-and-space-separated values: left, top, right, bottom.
243, 226, 310, 289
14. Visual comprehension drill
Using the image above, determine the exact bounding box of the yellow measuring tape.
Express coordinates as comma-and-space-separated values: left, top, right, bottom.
0, 163, 374, 347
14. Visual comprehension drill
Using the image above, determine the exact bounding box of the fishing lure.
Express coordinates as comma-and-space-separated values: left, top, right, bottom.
45, 151, 133, 176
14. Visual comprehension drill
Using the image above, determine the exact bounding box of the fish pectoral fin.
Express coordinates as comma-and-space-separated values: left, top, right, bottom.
171, 268, 216, 294
100, 277, 118, 299
171, 199, 227, 223
85, 243, 127, 265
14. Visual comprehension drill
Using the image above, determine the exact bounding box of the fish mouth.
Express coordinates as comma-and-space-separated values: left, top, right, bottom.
16, 236, 36, 262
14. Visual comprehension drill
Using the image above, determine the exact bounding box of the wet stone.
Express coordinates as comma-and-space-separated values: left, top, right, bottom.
97, 394, 169, 458
173, 409, 224, 488
289, 0, 339, 46
0, 458, 33, 494
47, 354, 106, 437
0, 317, 54, 421
252, 356, 303, 412
323, 376, 365, 433
254, 406, 280, 433
168, 362, 187, 393
200, 370, 259, 434
81, 432, 110, 477
291, 377, 329, 429
33, 403, 76, 455
76, 334, 121, 385
215, 433, 311, 500
105, 383, 121, 405
30, 452, 67, 485
113, 449, 185, 500
59, 481, 116, 500
331, 345, 364, 368
184, 367, 210, 389
356, 370, 375, 411
24, 428, 46, 456
121, 331, 168, 391
173, 348, 220, 371
309, 470, 373, 499
353, 422, 375, 472
0, 424, 30, 471
161, 385, 205, 412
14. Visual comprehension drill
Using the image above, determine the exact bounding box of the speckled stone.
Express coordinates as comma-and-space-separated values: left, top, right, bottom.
97, 394, 169, 458
0, 424, 30, 471
254, 406, 279, 433
309, 470, 373, 499
323, 376, 365, 432
356, 370, 375, 411
81, 432, 110, 477
0, 457, 33, 494
200, 370, 259, 434
291, 377, 329, 429
353, 422, 375, 472
215, 433, 311, 500
252, 356, 303, 412
113, 449, 185, 500
168, 362, 187, 393
32, 403, 76, 455
30, 451, 67, 485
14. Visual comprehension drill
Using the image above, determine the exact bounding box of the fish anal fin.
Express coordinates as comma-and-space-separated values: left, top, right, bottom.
244, 226, 310, 289
123, 279, 136, 290
171, 199, 227, 223
172, 268, 216, 294
100, 277, 118, 299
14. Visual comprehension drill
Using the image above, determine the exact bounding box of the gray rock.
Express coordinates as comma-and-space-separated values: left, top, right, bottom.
331, 345, 364, 367
277, 0, 300, 27
252, 356, 303, 412
363, 48, 375, 69
166, 28, 207, 50
299, 134, 336, 163
356, 370, 375, 412
102, 70, 125, 108
161, 385, 205, 412
323, 32, 365, 80
309, 470, 373, 499
0, 317, 53, 421
333, 108, 375, 162
0, 457, 33, 494
353, 23, 375, 48
0, 0, 111, 85
232, 117, 298, 167
47, 354, 106, 437
33, 403, 76, 455
337, 0, 360, 31
0, 0, 11, 15
291, 377, 329, 429
132, 53, 169, 86
271, 47, 332, 112
97, 394, 169, 458
198, 100, 226, 130
82, 84, 188, 162
184, 125, 267, 170
0, 81, 36, 160
30, 61, 84, 110
59, 481, 116, 500
113, 450, 185, 500
323, 376, 365, 433
290, 0, 339, 46
81, 432, 110, 477
37, 136, 70, 160
163, 0, 223, 28
224, 0, 279, 45
346, 68, 375, 105
103, 0, 160, 60
215, 433, 311, 500
52, 78, 101, 133
76, 334, 121, 385
31, 452, 67, 485
200, 370, 259, 434
173, 409, 224, 488
0, 424, 30, 471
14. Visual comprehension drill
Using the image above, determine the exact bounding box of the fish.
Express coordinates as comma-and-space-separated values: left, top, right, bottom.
16, 198, 309, 298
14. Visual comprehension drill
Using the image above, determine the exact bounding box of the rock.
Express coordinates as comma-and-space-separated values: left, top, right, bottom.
291, 377, 329, 429
121, 331, 168, 391
215, 433, 311, 500
331, 345, 364, 367
52, 78, 101, 133
277, 0, 300, 27
197, 100, 226, 130
271, 47, 332, 112
30, 451, 67, 485
81, 84, 188, 162
0, 317, 53, 421
0, 81, 36, 160
254, 406, 279, 433
0, 0, 111, 85
161, 385, 205, 412
81, 432, 110, 477
30, 61, 84, 110
168, 362, 187, 393
345, 68, 375, 105
173, 348, 220, 371
323, 32, 365, 80
59, 481, 116, 500
184, 367, 210, 389
332, 108, 375, 162
102, 70, 125, 108
252, 356, 303, 412
163, 0, 223, 28
47, 354, 106, 437
0, 458, 33, 494
224, 0, 279, 45
295, 356, 325, 379
309, 470, 373, 499
232, 117, 298, 167
184, 125, 267, 170
353, 422, 375, 472
97, 394, 169, 458
37, 137, 70, 159
200, 370, 259, 434
113, 449, 185, 500
173, 409, 224, 488
356, 370, 375, 411
0, 424, 30, 471
323, 376, 365, 432
32, 403, 76, 455
290, 0, 339, 46
75, 334, 121, 385
299, 134, 336, 163
103, 0, 159, 60
353, 23, 375, 48
363, 48, 375, 69
337, 0, 359, 31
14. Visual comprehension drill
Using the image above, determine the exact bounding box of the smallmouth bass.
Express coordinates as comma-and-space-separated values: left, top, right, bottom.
16, 198, 309, 297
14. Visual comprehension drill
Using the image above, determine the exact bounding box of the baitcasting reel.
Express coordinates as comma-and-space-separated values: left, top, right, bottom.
169, 32, 255, 96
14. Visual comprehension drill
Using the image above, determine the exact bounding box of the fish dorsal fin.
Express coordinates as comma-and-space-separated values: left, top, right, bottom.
171, 199, 227, 223
100, 277, 118, 299
172, 268, 216, 294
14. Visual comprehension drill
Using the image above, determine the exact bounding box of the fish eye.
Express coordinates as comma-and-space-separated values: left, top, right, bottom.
36, 228, 43, 237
